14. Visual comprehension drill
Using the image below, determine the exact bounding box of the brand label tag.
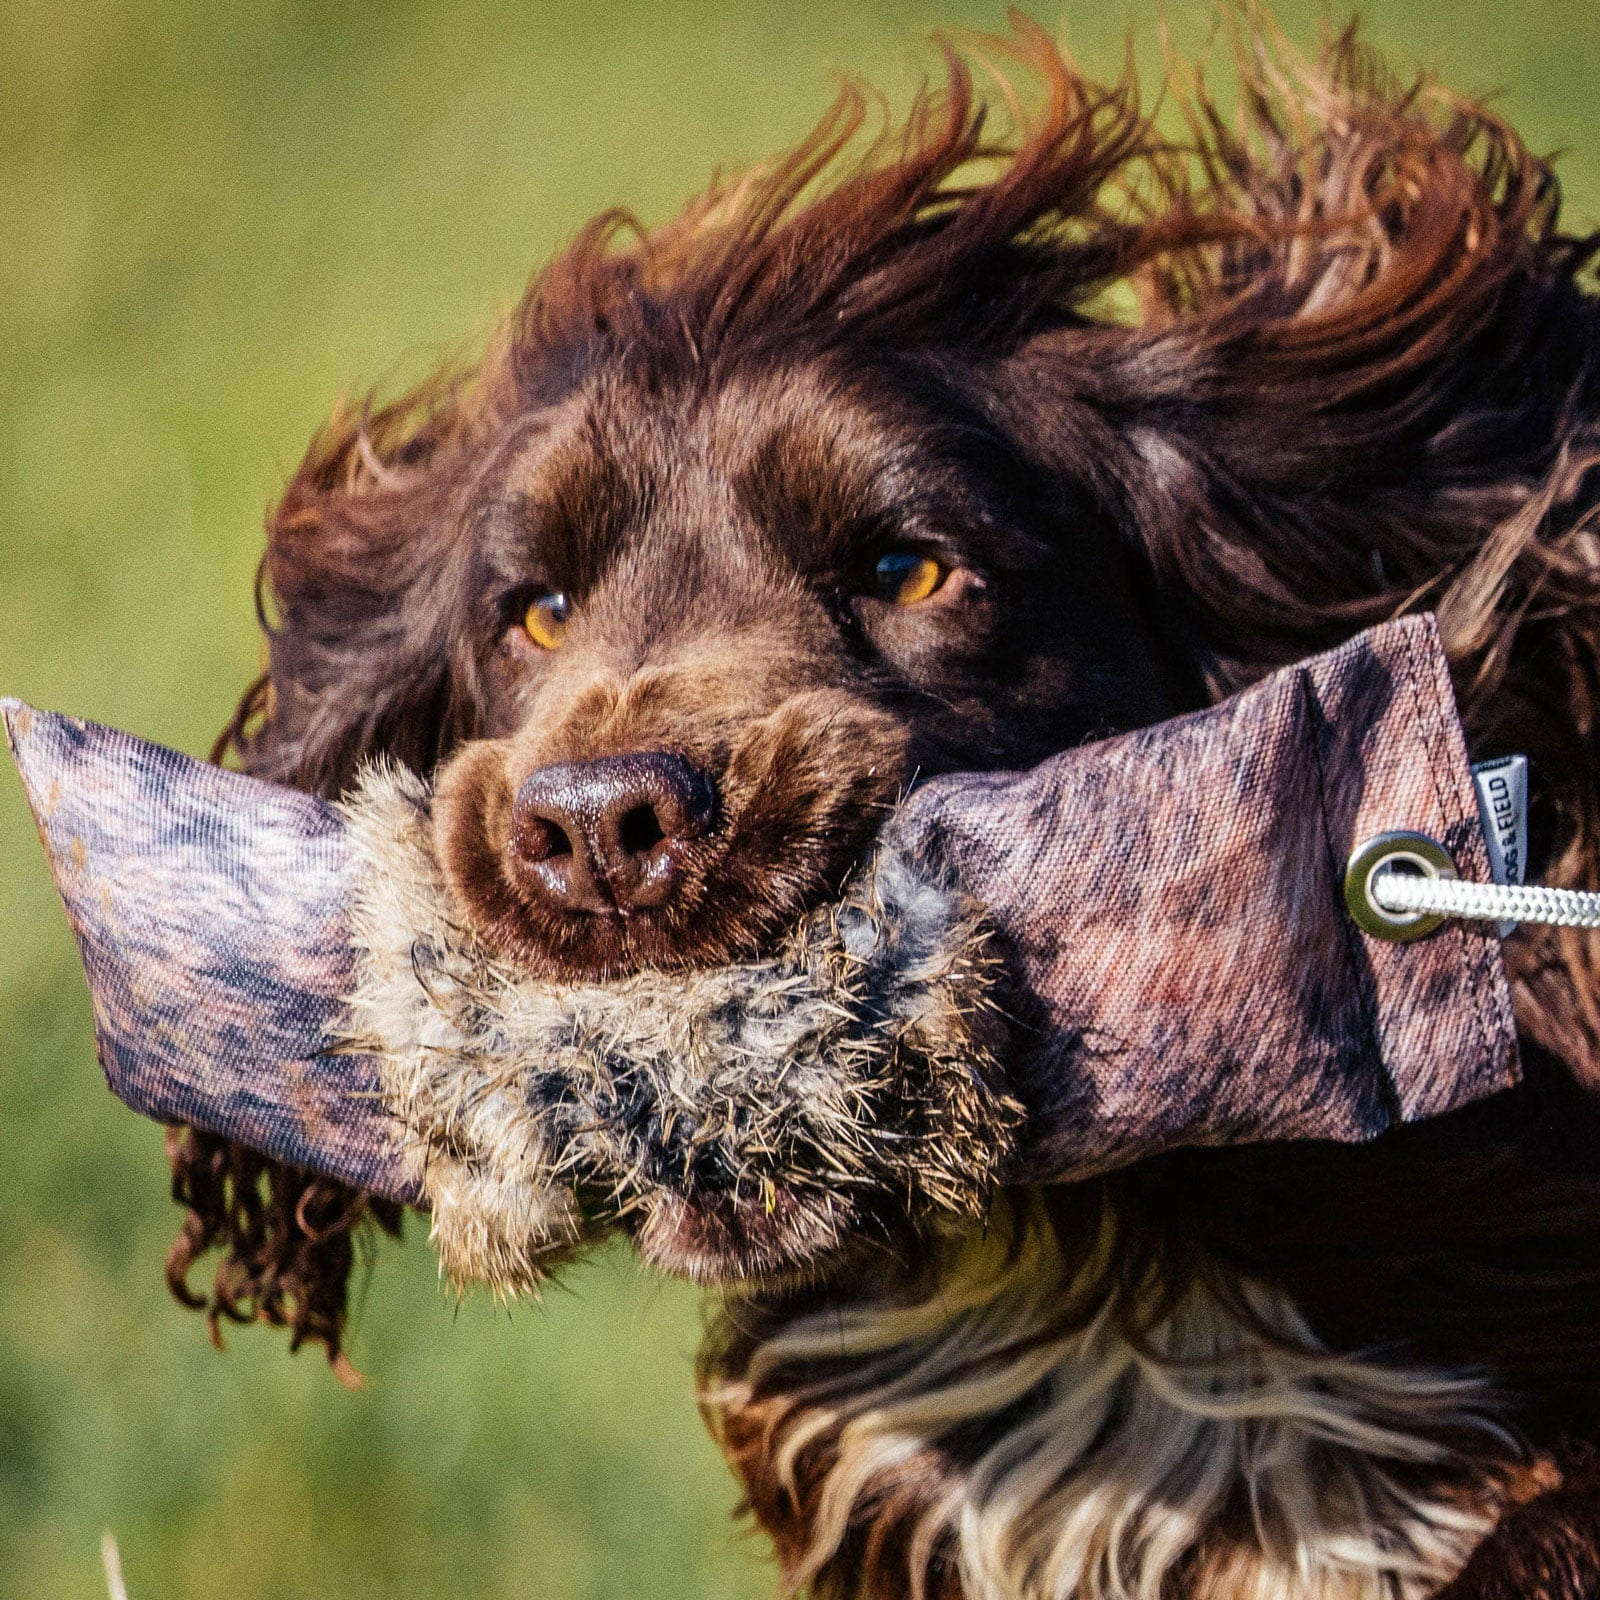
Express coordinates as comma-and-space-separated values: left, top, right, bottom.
1471, 754, 1529, 936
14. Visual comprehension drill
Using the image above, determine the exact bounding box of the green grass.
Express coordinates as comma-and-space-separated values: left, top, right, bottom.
3, 1, 1599, 1594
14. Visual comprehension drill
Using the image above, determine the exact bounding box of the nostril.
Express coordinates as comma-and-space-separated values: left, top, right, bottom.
513, 811, 574, 865
619, 804, 666, 856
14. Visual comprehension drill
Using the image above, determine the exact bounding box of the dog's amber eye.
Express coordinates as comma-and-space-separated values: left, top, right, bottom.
873, 551, 947, 605
521, 591, 572, 650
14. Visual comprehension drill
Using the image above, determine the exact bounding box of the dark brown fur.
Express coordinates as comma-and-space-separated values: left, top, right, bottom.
174, 11, 1600, 1592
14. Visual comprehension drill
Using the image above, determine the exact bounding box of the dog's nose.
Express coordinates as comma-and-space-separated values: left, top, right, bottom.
509, 751, 717, 915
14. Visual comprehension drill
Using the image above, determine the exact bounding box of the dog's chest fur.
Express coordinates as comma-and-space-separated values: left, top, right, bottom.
707, 1198, 1521, 1600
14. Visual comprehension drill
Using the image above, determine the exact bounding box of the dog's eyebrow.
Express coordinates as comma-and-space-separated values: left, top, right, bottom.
733, 413, 1039, 576
487, 444, 643, 598
733, 417, 988, 561
732, 422, 881, 569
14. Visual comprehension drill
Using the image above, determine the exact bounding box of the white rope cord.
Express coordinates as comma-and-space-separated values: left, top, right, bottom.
1371, 871, 1600, 930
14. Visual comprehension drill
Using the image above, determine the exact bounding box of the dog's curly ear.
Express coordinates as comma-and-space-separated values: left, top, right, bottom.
166, 366, 508, 1372
991, 25, 1600, 1084
164, 1125, 402, 1384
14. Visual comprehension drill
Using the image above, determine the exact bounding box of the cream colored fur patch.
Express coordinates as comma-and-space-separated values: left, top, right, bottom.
710, 1196, 1516, 1600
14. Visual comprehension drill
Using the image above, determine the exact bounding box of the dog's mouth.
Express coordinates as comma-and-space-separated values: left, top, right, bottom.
341, 764, 1021, 1293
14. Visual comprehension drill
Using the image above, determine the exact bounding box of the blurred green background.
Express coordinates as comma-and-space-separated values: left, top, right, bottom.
2, 1, 1598, 1595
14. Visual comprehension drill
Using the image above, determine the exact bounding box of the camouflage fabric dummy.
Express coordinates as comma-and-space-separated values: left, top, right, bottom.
3, 614, 1519, 1290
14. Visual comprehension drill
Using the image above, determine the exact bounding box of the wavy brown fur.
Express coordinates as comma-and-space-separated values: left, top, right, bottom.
174, 8, 1600, 1593
164, 1124, 401, 1383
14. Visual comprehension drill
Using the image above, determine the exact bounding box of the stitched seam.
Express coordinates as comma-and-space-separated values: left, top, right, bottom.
1304, 666, 1399, 1130
1420, 628, 1519, 1088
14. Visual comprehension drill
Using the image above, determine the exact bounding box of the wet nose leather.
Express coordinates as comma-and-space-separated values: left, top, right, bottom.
510, 751, 716, 913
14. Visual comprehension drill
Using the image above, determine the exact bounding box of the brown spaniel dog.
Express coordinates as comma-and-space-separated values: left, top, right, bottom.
169, 14, 1600, 1599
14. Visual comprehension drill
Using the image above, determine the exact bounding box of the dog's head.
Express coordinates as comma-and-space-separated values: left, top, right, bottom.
423, 350, 1184, 984
189, 16, 1600, 1351
255, 39, 1201, 997
244, 37, 1209, 1281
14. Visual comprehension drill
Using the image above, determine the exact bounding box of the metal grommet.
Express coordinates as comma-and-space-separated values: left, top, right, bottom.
1344, 830, 1458, 942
